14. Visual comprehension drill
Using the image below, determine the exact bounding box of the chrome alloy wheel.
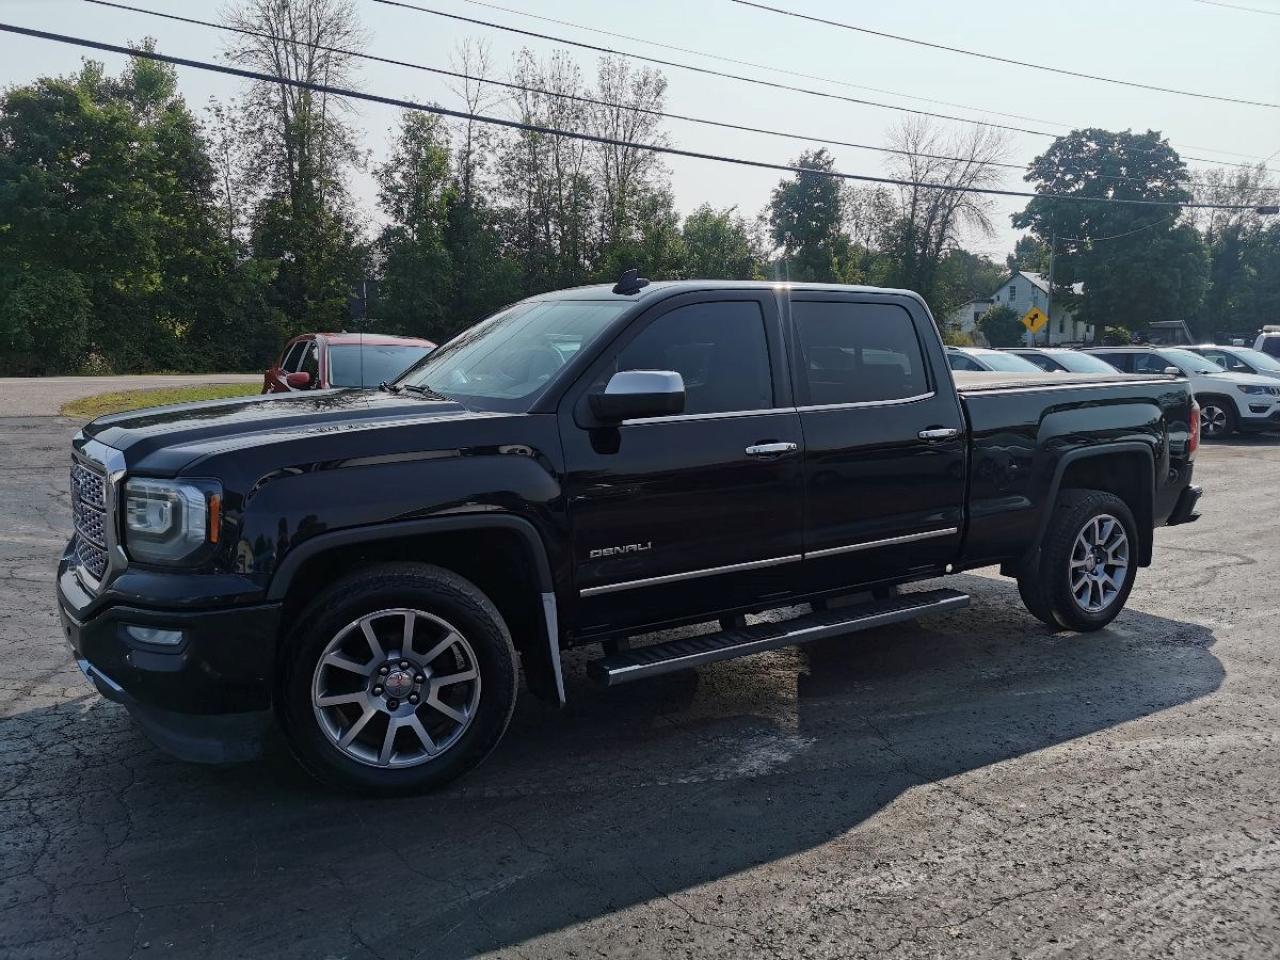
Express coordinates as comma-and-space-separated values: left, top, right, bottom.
311, 608, 482, 768
1200, 403, 1228, 437
1069, 514, 1130, 614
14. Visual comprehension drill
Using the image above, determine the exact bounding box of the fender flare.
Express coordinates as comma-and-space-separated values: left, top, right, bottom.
1023, 441, 1156, 570
267, 514, 565, 704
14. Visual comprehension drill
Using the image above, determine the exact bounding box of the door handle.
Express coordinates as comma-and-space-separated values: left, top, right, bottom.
918, 427, 960, 441
745, 442, 799, 457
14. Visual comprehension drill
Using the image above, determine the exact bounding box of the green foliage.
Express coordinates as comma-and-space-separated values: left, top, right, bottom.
1101, 326, 1133, 345
931, 249, 1006, 321
0, 268, 91, 375
681, 204, 760, 279
767, 150, 855, 283
1014, 129, 1207, 332
941, 328, 975, 347
978, 304, 1025, 348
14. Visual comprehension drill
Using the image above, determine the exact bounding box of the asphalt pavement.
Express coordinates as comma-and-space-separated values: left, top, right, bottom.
1, 403, 1277, 959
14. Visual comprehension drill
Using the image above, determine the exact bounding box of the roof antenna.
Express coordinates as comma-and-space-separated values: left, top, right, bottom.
612, 268, 651, 296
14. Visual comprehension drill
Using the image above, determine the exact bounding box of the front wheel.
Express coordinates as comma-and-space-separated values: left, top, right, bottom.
1040, 490, 1139, 632
278, 563, 517, 795
1199, 398, 1236, 439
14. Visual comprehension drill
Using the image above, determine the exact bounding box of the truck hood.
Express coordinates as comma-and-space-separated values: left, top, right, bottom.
81, 389, 476, 472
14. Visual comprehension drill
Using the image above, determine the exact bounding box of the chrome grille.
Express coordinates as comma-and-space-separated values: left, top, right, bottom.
70, 459, 109, 582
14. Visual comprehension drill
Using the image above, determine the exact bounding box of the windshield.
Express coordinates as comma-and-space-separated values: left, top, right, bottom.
1158, 348, 1224, 375
974, 352, 1043, 373
328, 344, 433, 388
1229, 347, 1280, 372
1053, 352, 1121, 374
398, 299, 632, 409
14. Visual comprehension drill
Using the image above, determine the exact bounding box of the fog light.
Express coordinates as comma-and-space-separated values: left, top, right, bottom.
123, 624, 185, 647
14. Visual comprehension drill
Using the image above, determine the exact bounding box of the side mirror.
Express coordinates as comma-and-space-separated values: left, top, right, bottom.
1163, 366, 1181, 377
286, 371, 312, 389
589, 370, 685, 423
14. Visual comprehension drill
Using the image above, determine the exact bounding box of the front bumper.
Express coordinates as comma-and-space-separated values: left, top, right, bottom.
58, 550, 281, 763
1238, 407, 1280, 432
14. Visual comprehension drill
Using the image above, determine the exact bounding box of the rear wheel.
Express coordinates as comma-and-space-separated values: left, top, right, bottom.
278, 563, 517, 795
1042, 490, 1138, 632
1198, 397, 1236, 439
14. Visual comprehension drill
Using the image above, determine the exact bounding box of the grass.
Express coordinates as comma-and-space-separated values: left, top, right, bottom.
61, 383, 261, 419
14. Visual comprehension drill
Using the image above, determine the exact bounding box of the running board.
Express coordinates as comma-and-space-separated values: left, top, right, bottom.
587, 588, 970, 687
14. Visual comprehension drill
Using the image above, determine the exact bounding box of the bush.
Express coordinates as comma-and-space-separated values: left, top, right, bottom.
1102, 326, 1133, 345
942, 328, 974, 347
978, 304, 1025, 348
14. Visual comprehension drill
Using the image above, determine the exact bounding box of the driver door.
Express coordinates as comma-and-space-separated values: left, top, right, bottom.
559, 292, 805, 636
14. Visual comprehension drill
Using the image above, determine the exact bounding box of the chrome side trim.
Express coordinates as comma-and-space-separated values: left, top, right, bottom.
796, 392, 934, 413
621, 407, 794, 426
804, 527, 959, 560
580, 554, 802, 597
541, 591, 565, 705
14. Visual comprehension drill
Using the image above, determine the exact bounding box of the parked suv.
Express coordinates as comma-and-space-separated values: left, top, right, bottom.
264, 333, 435, 393
60, 279, 1201, 794
1253, 328, 1280, 359
1188, 344, 1280, 381
1087, 346, 1280, 437
1006, 348, 1121, 374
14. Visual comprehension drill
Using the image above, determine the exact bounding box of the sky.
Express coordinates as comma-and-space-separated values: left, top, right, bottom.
1, 0, 1278, 266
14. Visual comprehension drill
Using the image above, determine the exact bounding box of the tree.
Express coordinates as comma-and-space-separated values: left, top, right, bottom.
879, 119, 1009, 311
767, 149, 853, 282
375, 112, 454, 338
1013, 128, 1207, 332
681, 204, 760, 279
223, 0, 368, 329
934, 249, 1005, 320
1008, 235, 1049, 273
1192, 164, 1278, 336
978, 304, 1024, 347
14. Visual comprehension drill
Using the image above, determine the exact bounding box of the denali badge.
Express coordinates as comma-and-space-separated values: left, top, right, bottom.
589, 542, 652, 559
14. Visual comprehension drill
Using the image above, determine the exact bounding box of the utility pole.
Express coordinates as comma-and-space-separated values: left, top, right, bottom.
1044, 225, 1057, 346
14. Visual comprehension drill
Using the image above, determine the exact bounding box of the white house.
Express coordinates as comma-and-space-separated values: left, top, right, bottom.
946, 271, 1092, 346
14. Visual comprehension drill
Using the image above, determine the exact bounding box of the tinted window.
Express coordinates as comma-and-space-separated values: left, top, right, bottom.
281, 341, 307, 372
1133, 353, 1172, 374
611, 301, 773, 415
1018, 352, 1061, 372
794, 302, 928, 404
1092, 352, 1132, 372
1201, 349, 1247, 372
299, 342, 320, 382
328, 345, 432, 388
948, 352, 984, 372
1260, 337, 1280, 358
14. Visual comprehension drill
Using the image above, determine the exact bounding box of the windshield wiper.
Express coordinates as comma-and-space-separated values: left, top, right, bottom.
401, 383, 451, 400
378, 381, 401, 393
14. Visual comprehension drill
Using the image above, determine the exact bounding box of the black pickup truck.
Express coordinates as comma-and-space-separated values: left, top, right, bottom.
59, 278, 1203, 794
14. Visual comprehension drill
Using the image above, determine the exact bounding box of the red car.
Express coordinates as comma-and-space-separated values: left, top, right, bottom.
263, 333, 436, 393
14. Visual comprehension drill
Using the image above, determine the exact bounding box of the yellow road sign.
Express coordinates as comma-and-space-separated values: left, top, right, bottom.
1021, 306, 1048, 334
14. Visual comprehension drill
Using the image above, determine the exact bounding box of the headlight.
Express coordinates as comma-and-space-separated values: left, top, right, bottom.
1237, 384, 1277, 395
123, 479, 221, 564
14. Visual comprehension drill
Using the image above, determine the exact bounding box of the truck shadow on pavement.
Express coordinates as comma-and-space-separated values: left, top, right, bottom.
3, 574, 1222, 959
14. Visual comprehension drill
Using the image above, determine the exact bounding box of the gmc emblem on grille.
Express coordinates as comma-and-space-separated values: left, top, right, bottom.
589, 542, 652, 560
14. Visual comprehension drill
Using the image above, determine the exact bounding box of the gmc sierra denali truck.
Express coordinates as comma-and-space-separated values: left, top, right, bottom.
58, 276, 1203, 795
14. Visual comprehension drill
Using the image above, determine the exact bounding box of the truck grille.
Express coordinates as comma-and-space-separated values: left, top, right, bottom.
71, 459, 109, 582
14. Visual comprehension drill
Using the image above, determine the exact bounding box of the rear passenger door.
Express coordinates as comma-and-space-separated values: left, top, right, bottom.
790, 294, 966, 591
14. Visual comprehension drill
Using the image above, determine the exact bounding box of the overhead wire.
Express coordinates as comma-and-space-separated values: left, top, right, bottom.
729, 0, 1280, 109
0, 22, 1271, 212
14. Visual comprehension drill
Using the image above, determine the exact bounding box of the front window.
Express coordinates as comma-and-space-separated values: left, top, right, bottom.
328, 344, 432, 388
398, 299, 631, 409
1156, 349, 1225, 375
1226, 348, 1280, 373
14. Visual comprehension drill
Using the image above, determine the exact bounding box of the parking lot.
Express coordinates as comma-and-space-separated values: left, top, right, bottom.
2, 407, 1278, 959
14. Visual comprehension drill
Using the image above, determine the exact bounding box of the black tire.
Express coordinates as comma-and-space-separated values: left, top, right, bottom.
277, 562, 517, 795
1198, 396, 1236, 439
1040, 489, 1139, 632
1017, 572, 1062, 629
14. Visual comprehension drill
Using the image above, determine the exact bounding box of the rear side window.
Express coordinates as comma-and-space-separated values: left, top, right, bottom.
1260, 337, 1280, 359
794, 302, 928, 404
1132, 353, 1172, 374
612, 301, 773, 415
1092, 352, 1132, 372
1020, 353, 1060, 372
948, 352, 983, 372
281, 341, 307, 372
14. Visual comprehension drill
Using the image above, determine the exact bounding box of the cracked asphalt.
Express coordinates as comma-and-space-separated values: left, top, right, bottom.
2, 411, 1278, 959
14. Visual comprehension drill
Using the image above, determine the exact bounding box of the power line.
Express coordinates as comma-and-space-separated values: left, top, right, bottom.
1192, 0, 1280, 14
372, 0, 1278, 173
0, 22, 1270, 212
730, 0, 1280, 110
371, 0, 1056, 138
1059, 214, 1180, 243
79, 0, 1280, 194
82, 0, 1034, 173
446, 0, 1075, 130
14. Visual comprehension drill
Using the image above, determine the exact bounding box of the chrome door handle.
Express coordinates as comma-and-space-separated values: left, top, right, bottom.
745, 442, 798, 457
918, 427, 960, 441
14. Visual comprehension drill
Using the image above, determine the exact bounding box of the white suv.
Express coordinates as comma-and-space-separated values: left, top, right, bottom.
1087, 346, 1280, 438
